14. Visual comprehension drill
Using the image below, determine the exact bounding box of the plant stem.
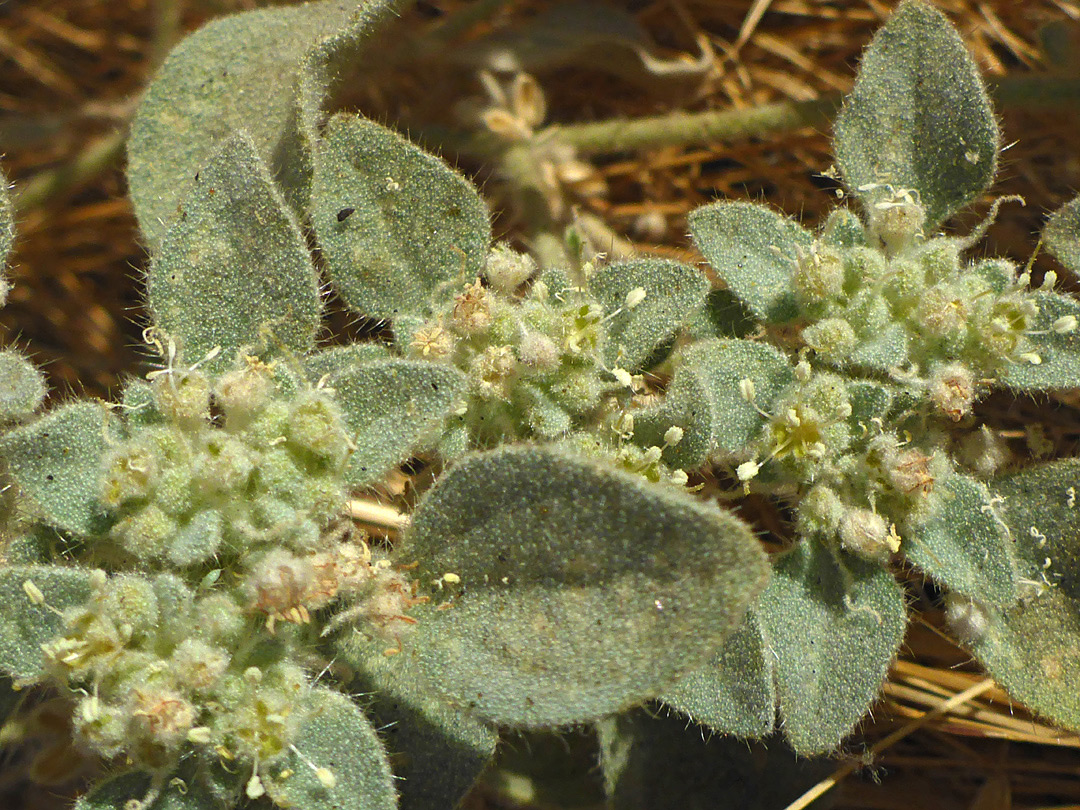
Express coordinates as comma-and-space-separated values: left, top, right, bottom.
551, 95, 841, 155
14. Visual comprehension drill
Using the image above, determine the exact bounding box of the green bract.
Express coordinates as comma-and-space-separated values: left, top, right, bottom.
0, 1, 1078, 808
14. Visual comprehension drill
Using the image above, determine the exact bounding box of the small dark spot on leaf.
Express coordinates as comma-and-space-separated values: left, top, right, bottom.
337, 207, 355, 222
45, 474, 54, 481
431, 382, 439, 391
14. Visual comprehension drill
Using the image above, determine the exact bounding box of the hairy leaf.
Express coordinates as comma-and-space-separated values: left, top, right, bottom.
312, 113, 491, 320
590, 259, 709, 372
349, 639, 498, 810
0, 401, 114, 536
1043, 195, 1080, 275
263, 688, 396, 810
1002, 292, 1080, 390
0, 565, 93, 682
833, 0, 999, 228
75, 765, 218, 810
905, 472, 1018, 607
396, 445, 770, 727
660, 609, 775, 739
127, 0, 365, 245
146, 133, 320, 374
966, 459, 1080, 733
689, 201, 811, 323
634, 338, 794, 469
303, 342, 393, 384
0, 349, 46, 420
327, 358, 467, 486
758, 542, 907, 754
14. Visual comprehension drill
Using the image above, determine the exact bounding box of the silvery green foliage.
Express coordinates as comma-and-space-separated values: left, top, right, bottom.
635, 0, 1080, 759
3, 1, 1080, 808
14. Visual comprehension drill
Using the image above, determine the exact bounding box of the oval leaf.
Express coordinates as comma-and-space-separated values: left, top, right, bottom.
127, 0, 360, 245
590, 259, 709, 372
758, 542, 907, 755
833, 0, 999, 228
327, 358, 467, 486
395, 445, 770, 727
0, 565, 93, 682
689, 201, 811, 324
312, 114, 491, 320
263, 688, 397, 810
0, 401, 114, 536
146, 133, 320, 374
634, 338, 794, 469
905, 471, 1018, 608
1043, 195, 1080, 276
1002, 291, 1080, 391
968, 459, 1080, 733
660, 608, 775, 739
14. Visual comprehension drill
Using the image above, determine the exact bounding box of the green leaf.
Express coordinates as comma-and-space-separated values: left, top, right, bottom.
0, 401, 114, 536
1043, 195, 1080, 275
846, 322, 910, 371
395, 445, 770, 727
905, 472, 1018, 607
0, 565, 93, 682
590, 259, 709, 372
634, 338, 795, 469
312, 113, 491, 320
0, 349, 46, 420
597, 709, 832, 810
820, 207, 867, 249
303, 342, 393, 383
758, 542, 907, 755
167, 510, 223, 568
75, 766, 218, 810
126, 0, 363, 246
327, 358, 467, 486
660, 608, 774, 739
689, 201, 811, 323
833, 0, 999, 228
349, 638, 498, 810
964, 459, 1080, 733
1001, 292, 1080, 390
263, 687, 396, 810
683, 288, 757, 341
146, 133, 320, 375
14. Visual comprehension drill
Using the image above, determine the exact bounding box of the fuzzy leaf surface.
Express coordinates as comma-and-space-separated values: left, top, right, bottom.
312, 114, 491, 320
146, 133, 319, 374
635, 338, 794, 469
905, 472, 1018, 608
1002, 292, 1080, 390
264, 688, 396, 810
967, 459, 1080, 733
758, 542, 907, 754
598, 709, 832, 810
0, 565, 93, 682
0, 401, 114, 536
303, 343, 392, 383
75, 766, 218, 810
689, 202, 811, 323
328, 358, 466, 486
396, 445, 770, 727
0, 349, 46, 420
126, 0, 369, 245
348, 637, 498, 810
590, 259, 709, 372
660, 608, 775, 739
1044, 195, 1080, 275
833, 0, 999, 227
